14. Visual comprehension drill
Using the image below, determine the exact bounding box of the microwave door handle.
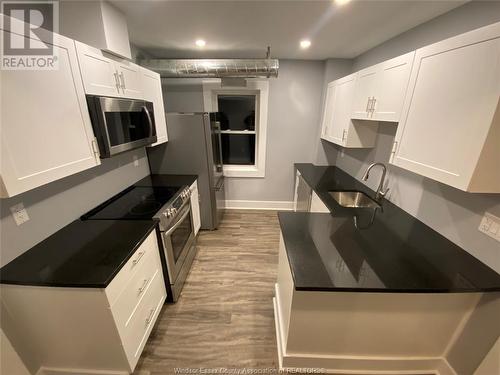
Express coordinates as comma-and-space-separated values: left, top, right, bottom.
141, 106, 154, 137
164, 207, 191, 236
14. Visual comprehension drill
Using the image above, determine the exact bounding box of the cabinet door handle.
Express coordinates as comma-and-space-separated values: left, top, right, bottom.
342, 129, 347, 142
145, 308, 155, 326
119, 72, 126, 90
138, 278, 149, 294
391, 141, 398, 154
390, 141, 398, 162
371, 97, 376, 114
132, 251, 145, 266
365, 97, 371, 112
113, 71, 120, 92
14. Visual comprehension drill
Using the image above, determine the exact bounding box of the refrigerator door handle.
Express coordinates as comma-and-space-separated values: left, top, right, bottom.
213, 120, 224, 174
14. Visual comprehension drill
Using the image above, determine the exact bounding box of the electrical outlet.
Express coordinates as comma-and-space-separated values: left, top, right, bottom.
10, 203, 30, 226
133, 155, 139, 167
478, 212, 500, 243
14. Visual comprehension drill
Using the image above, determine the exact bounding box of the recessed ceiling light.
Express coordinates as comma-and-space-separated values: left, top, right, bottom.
335, 0, 352, 5
300, 40, 311, 49
195, 39, 206, 47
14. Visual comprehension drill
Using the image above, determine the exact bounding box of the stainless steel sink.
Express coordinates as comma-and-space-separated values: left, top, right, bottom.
328, 191, 380, 209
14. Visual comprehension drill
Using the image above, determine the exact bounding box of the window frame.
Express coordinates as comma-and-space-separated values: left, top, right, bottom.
203, 79, 269, 178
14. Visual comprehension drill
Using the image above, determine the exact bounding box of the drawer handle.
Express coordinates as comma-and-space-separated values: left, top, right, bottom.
145, 308, 155, 326
132, 251, 145, 266
138, 278, 149, 294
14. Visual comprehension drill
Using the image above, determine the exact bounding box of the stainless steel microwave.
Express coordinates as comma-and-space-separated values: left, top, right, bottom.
86, 96, 157, 158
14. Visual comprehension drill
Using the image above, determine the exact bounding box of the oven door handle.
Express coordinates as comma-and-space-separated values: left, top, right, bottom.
164, 207, 191, 236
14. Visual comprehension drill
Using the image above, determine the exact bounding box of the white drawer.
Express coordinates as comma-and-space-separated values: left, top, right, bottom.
110, 243, 162, 328
106, 230, 159, 305
121, 269, 166, 370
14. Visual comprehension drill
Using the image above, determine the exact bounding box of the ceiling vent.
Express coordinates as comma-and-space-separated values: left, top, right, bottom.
139, 47, 279, 78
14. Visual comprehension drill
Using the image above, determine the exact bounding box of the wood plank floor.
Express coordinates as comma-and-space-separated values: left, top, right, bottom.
134, 210, 281, 375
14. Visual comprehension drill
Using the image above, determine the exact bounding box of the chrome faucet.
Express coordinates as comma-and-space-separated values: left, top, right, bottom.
362, 163, 389, 201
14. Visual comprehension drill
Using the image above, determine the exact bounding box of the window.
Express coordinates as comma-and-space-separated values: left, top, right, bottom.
203, 79, 269, 178
218, 95, 256, 165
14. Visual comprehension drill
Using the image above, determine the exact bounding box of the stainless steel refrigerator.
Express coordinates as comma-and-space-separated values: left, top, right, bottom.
147, 113, 225, 230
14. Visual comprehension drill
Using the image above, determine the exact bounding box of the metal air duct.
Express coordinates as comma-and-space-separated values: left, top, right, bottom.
139, 47, 279, 78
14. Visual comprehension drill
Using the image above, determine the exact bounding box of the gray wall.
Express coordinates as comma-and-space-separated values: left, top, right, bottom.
352, 0, 500, 71
225, 60, 324, 202
162, 60, 325, 203
0, 149, 150, 268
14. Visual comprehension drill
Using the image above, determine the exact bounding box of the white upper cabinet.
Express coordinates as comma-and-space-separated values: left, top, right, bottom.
320, 82, 337, 142
75, 41, 142, 99
351, 66, 378, 120
140, 67, 168, 146
115, 59, 143, 99
0, 21, 101, 198
351, 52, 414, 122
371, 52, 415, 122
75, 41, 121, 97
321, 74, 378, 148
391, 22, 500, 193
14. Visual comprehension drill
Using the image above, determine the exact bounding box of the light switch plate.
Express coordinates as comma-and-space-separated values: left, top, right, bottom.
478, 212, 500, 242
10, 203, 30, 226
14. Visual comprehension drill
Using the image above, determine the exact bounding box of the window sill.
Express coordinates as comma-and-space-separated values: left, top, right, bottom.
223, 165, 265, 178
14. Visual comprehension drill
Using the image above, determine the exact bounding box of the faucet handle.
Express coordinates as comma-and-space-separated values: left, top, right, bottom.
380, 187, 390, 198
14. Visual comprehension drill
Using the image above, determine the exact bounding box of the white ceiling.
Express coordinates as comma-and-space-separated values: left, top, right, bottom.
111, 0, 467, 60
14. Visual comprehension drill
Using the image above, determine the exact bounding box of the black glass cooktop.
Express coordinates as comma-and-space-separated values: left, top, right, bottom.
83, 186, 180, 220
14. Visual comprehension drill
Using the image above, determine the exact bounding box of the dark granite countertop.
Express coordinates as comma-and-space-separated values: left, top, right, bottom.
135, 174, 197, 188
0, 220, 158, 288
278, 163, 500, 293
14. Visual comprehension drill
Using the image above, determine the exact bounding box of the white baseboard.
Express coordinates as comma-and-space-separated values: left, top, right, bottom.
277, 347, 449, 375
37, 367, 127, 375
223, 200, 293, 210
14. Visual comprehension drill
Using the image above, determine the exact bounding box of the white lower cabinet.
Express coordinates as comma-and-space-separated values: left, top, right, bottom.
141, 67, 168, 146
391, 22, 500, 192
292, 170, 330, 213
310, 191, 330, 213
274, 235, 481, 374
0, 18, 101, 198
190, 180, 201, 235
321, 74, 379, 148
293, 171, 312, 212
0, 231, 166, 374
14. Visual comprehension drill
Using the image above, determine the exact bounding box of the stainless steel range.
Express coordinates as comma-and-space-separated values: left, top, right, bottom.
82, 185, 196, 302
154, 187, 196, 301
